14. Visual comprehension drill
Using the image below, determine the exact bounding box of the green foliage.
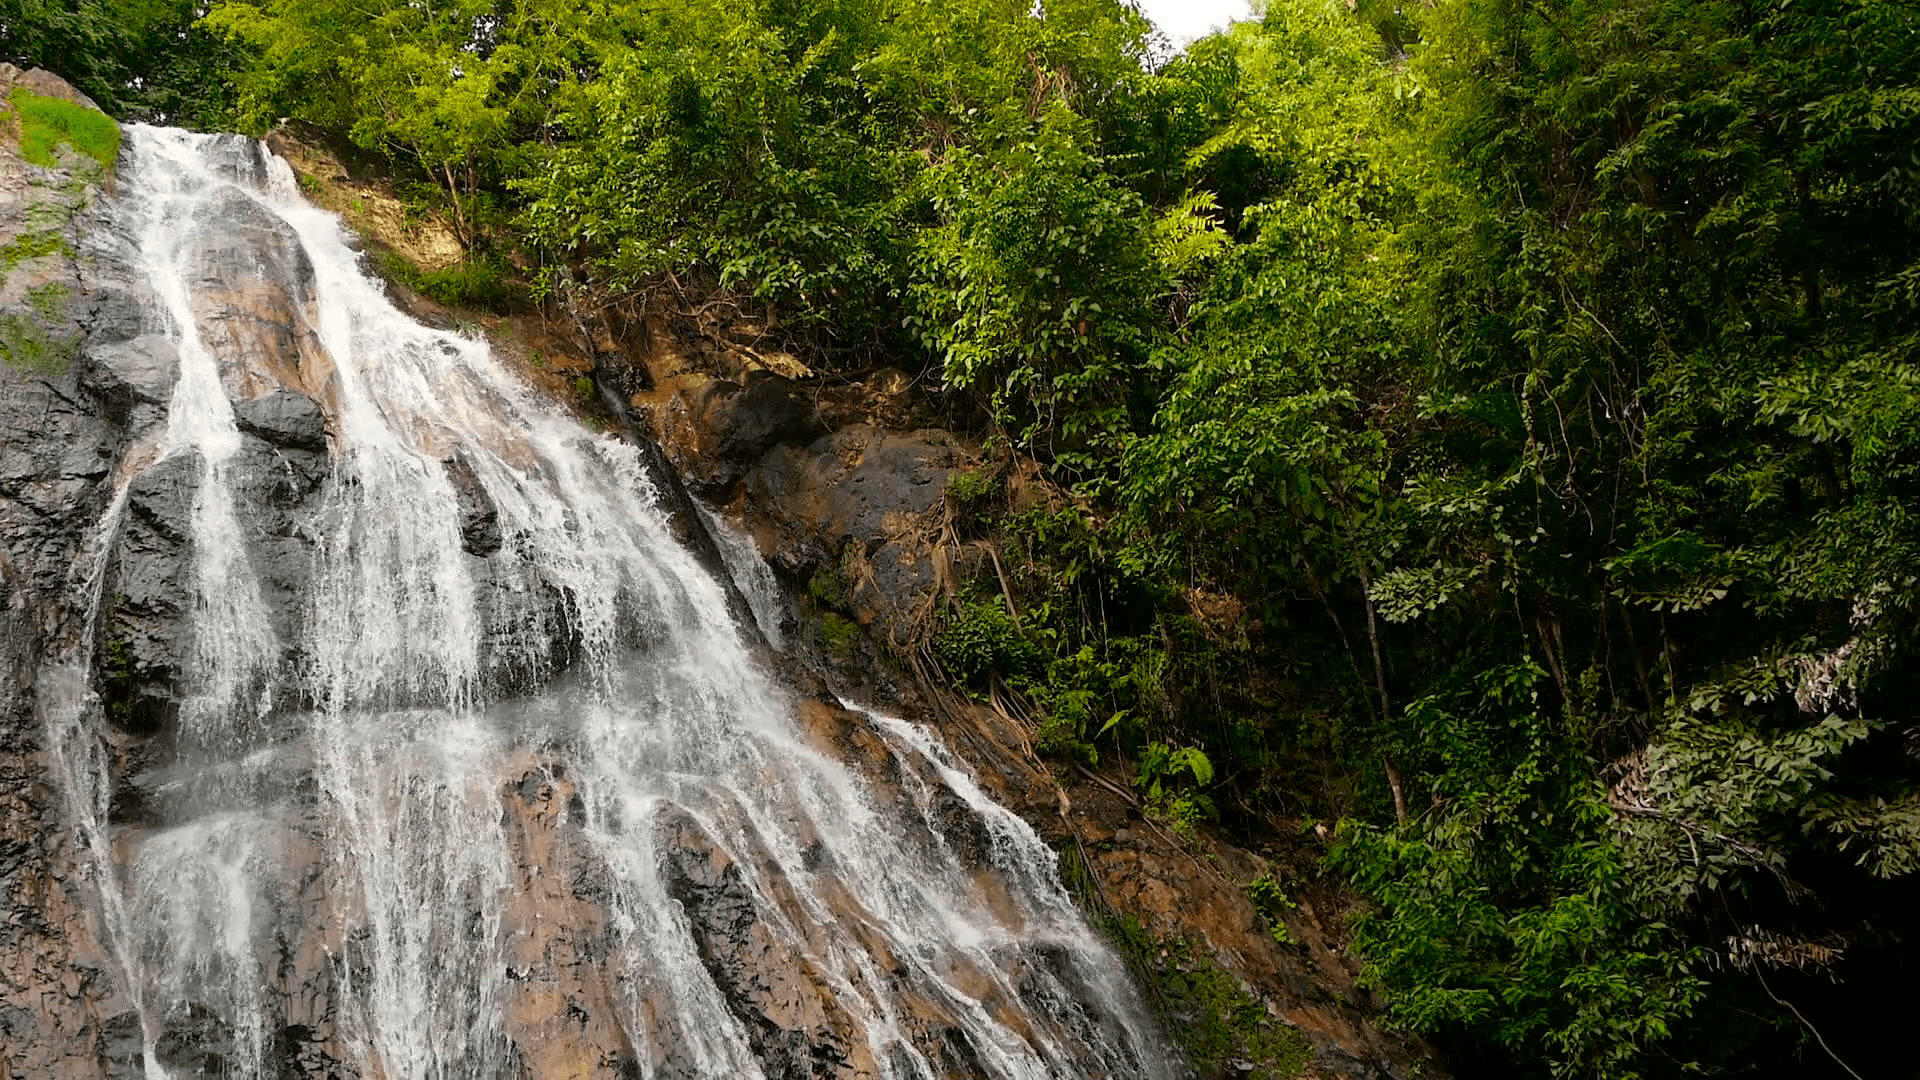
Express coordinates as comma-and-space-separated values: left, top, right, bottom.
931, 598, 1040, 687
946, 467, 1004, 535
1134, 741, 1214, 798
1245, 874, 1297, 946
1134, 741, 1216, 836
8, 88, 120, 168
25, 281, 70, 320
1033, 710, 1099, 767
1335, 797, 1707, 1079
98, 616, 136, 726
208, 0, 1163, 362
374, 250, 519, 313
1329, 657, 1711, 1076
807, 561, 853, 613
911, 103, 1164, 463
0, 312, 77, 376
945, 468, 998, 507
419, 257, 518, 311
0, 230, 69, 277
0, 0, 244, 125
1022, 637, 1162, 767
817, 612, 860, 659
1118, 1, 1409, 581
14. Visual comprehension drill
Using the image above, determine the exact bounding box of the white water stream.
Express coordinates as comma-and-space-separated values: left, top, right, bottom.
42, 127, 1163, 1079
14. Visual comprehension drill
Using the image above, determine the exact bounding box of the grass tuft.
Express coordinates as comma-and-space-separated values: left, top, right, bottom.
8, 89, 120, 168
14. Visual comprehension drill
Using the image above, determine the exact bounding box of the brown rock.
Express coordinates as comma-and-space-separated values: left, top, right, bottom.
498, 762, 645, 1080
184, 184, 341, 415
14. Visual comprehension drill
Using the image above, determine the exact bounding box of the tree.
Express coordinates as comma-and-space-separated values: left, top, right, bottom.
2, 0, 242, 124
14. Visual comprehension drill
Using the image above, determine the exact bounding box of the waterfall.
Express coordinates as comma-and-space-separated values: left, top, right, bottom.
42, 125, 1166, 1079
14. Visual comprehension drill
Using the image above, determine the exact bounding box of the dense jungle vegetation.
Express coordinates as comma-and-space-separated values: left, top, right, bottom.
10, 0, 1920, 1074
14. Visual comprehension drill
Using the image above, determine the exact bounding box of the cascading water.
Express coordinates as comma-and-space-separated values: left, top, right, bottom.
43, 125, 1167, 1079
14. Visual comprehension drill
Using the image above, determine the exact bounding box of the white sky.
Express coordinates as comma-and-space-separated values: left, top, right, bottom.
1133, 0, 1256, 45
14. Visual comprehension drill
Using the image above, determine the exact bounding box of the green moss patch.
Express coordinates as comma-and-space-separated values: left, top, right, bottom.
1057, 842, 1313, 1078
8, 88, 120, 168
0, 229, 68, 276
0, 313, 78, 375
818, 612, 860, 658
0, 282, 78, 375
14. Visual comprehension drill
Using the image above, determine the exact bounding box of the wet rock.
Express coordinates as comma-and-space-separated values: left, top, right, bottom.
233, 458, 323, 652
76, 285, 146, 348
100, 1010, 146, 1079
83, 333, 179, 411
445, 452, 503, 557
656, 809, 870, 1080
152, 1002, 235, 1077
192, 134, 277, 192
595, 378, 772, 648
0, 101, 349, 1075
794, 700, 995, 870
0, 65, 139, 1080
272, 1023, 351, 1080
492, 760, 653, 1080
233, 388, 329, 454
100, 451, 197, 731
184, 187, 339, 412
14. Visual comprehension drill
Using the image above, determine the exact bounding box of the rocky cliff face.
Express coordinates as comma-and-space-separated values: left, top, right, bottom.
0, 62, 164, 1079
586, 295, 1441, 1079
0, 75, 1190, 1080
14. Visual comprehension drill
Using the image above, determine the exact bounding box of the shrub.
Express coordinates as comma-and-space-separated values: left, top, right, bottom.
932, 599, 1040, 687
416, 256, 518, 310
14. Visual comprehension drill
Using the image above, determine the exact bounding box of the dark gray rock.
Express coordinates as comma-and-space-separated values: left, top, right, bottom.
101, 1010, 146, 1079
233, 389, 328, 454
227, 433, 326, 655
444, 451, 503, 557
84, 334, 180, 408
743, 425, 960, 626
152, 1002, 235, 1078
77, 285, 147, 348
101, 450, 198, 732
678, 372, 824, 495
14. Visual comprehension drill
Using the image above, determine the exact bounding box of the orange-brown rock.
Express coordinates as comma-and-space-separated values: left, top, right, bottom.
497, 763, 645, 1080
184, 183, 340, 415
